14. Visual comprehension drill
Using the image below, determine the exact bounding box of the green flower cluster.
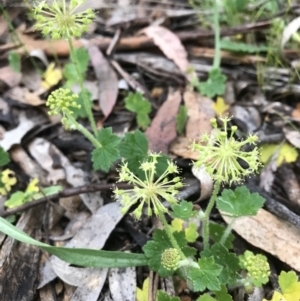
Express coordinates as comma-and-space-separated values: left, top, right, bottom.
113, 153, 183, 219
240, 251, 270, 287
33, 0, 95, 39
46, 88, 80, 127
161, 248, 180, 271
191, 117, 260, 185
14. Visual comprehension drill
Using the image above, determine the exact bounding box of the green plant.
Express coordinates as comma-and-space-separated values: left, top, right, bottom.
0, 116, 274, 299
125, 92, 152, 130
31, 0, 125, 172
0, 146, 62, 212
0, 1, 294, 299
190, 0, 227, 98
63, 47, 90, 86
176, 105, 188, 135
263, 271, 300, 301
0, 147, 15, 196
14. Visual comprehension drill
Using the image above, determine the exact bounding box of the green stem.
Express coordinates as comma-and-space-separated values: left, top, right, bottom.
212, 0, 221, 69
158, 212, 186, 260
67, 37, 98, 136
220, 218, 236, 245
0, 5, 42, 76
202, 180, 221, 250
67, 114, 102, 149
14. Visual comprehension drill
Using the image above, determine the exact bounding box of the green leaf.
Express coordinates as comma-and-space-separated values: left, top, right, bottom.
197, 295, 216, 301
8, 52, 21, 73
5, 191, 27, 208
216, 186, 265, 217
136, 277, 149, 301
5, 185, 62, 209
198, 68, 227, 98
187, 256, 222, 292
220, 40, 269, 53
63, 47, 89, 85
176, 105, 188, 135
214, 285, 233, 301
278, 271, 300, 300
125, 92, 151, 130
171, 200, 196, 221
201, 243, 239, 285
40, 185, 62, 196
260, 143, 298, 167
0, 216, 148, 267
142, 229, 196, 277
71, 89, 92, 119
185, 222, 199, 243
0, 146, 10, 167
155, 154, 171, 178
171, 218, 183, 232
5, 215, 16, 223
119, 130, 148, 177
209, 223, 234, 249
157, 291, 181, 301
91, 128, 121, 172
119, 131, 169, 179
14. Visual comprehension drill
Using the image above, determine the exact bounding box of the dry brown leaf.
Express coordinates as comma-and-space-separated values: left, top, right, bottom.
221, 209, 300, 271
5, 87, 45, 106
88, 45, 118, 118
146, 89, 181, 153
28, 138, 102, 213
283, 127, 300, 149
39, 202, 124, 301
292, 103, 300, 121
108, 267, 136, 301
21, 59, 43, 92
281, 16, 300, 50
170, 90, 215, 159
10, 146, 47, 184
0, 9, 21, 36
0, 66, 21, 89
140, 25, 195, 81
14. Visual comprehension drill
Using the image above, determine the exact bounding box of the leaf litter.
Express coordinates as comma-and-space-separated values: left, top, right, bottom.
1, 1, 300, 300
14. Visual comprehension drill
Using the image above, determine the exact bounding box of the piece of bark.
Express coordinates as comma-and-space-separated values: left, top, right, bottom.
0, 206, 43, 300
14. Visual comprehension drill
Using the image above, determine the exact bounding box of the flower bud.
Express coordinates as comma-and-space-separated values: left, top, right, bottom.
161, 248, 180, 270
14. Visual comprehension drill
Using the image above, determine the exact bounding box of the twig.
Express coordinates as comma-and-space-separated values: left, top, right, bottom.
1, 180, 200, 218
0, 183, 132, 217
246, 178, 300, 229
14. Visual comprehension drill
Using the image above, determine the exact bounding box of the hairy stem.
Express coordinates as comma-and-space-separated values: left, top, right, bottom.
67, 37, 98, 136
158, 212, 186, 260
213, 0, 221, 69
67, 114, 102, 149
220, 218, 236, 245
203, 180, 221, 250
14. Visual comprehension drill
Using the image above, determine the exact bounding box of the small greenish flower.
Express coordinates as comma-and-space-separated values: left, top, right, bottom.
46, 88, 80, 127
161, 248, 180, 271
191, 117, 260, 185
33, 0, 95, 39
240, 251, 270, 288
113, 153, 183, 219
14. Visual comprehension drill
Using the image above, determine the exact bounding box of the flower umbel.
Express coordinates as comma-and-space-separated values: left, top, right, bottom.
191, 117, 260, 185
239, 251, 270, 289
113, 153, 183, 219
33, 0, 95, 39
46, 88, 80, 127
